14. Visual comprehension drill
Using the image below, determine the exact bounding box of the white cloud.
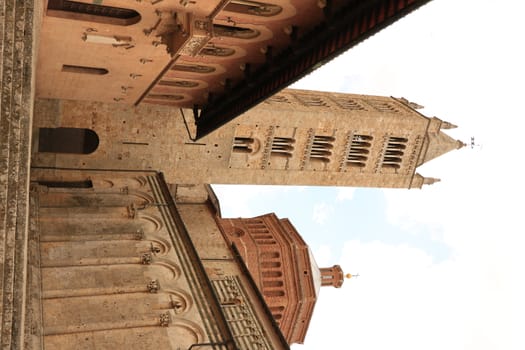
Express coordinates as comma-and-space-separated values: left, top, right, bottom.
294, 239, 525, 350
312, 202, 334, 225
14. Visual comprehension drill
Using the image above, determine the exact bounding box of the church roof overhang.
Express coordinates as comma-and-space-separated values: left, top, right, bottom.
194, 0, 433, 139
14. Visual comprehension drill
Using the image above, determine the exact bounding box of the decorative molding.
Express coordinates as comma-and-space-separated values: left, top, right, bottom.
147, 279, 160, 293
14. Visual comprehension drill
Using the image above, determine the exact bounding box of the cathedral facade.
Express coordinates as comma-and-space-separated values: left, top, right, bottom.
2, 0, 446, 349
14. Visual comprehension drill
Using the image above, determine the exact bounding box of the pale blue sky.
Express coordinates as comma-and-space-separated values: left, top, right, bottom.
214, 0, 525, 349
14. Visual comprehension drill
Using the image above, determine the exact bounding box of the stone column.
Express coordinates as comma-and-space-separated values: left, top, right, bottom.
0, 0, 40, 348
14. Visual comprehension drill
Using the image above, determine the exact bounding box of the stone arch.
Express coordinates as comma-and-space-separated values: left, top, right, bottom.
166, 319, 204, 347
38, 127, 99, 154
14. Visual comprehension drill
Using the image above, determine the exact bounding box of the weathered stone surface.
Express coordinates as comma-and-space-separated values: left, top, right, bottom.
0, 1, 39, 348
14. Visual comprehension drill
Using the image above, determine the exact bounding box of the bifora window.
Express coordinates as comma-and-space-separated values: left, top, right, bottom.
38, 127, 99, 154
47, 0, 141, 26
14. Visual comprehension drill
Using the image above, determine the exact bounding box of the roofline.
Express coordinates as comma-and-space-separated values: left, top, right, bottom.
194, 0, 434, 139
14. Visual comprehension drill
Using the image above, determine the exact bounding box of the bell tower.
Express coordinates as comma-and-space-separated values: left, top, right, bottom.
33, 89, 464, 189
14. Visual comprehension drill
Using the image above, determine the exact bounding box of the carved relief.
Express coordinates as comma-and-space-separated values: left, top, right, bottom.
141, 253, 153, 265
147, 279, 160, 293
159, 312, 171, 327
405, 135, 422, 174
211, 276, 272, 350
168, 290, 192, 314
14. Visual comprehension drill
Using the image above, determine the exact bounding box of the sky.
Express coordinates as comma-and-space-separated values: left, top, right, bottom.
214, 1, 525, 349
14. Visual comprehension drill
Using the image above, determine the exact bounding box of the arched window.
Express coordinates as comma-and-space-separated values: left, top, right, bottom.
310, 135, 334, 163
233, 137, 254, 153
158, 80, 199, 88
38, 127, 99, 154
201, 46, 235, 57
171, 64, 216, 74
224, 0, 282, 17
146, 94, 184, 102
213, 24, 260, 39
47, 0, 141, 26
347, 134, 373, 168
271, 137, 294, 157
382, 136, 408, 169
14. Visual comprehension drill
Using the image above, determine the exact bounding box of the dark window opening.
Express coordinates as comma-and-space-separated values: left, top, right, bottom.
382, 136, 408, 169
233, 137, 254, 153
38, 127, 99, 154
146, 94, 184, 101
158, 80, 199, 88
310, 135, 334, 163
62, 64, 108, 75
38, 180, 93, 188
271, 137, 294, 157
171, 64, 216, 74
224, 0, 282, 17
47, 0, 141, 26
201, 46, 235, 57
347, 134, 373, 168
213, 24, 260, 39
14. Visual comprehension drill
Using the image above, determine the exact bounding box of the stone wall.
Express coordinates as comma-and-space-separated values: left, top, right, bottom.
0, 0, 40, 348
